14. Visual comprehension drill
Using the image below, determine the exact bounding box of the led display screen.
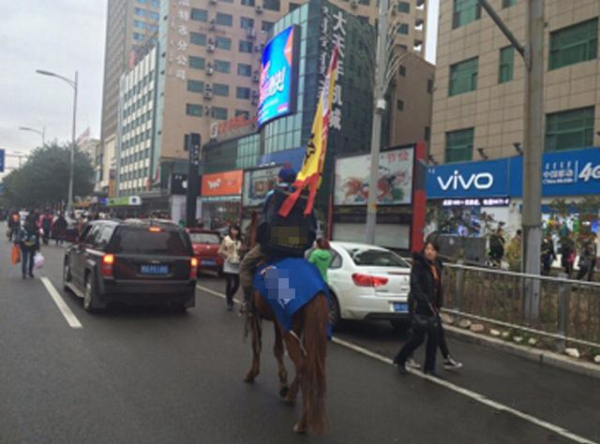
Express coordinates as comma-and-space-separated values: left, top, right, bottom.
258, 25, 300, 127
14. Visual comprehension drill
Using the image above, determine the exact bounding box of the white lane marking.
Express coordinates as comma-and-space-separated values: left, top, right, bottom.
41, 277, 83, 329
196, 284, 597, 444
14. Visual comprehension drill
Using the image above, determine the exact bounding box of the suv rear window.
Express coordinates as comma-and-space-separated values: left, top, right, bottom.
344, 248, 410, 268
110, 227, 191, 256
189, 233, 221, 244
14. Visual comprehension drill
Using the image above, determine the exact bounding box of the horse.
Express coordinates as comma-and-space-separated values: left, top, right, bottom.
242, 212, 329, 435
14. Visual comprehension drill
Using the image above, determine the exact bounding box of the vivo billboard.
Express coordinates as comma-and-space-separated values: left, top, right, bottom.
258, 25, 300, 127
427, 147, 600, 200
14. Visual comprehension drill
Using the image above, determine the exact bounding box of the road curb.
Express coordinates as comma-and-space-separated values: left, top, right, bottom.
444, 324, 600, 381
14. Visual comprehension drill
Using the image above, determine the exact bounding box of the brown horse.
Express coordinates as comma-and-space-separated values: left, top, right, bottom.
242, 213, 329, 435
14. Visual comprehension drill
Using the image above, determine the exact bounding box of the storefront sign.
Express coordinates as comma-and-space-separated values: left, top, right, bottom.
427, 158, 510, 199
442, 198, 510, 207
258, 25, 300, 127
107, 196, 142, 207
170, 173, 188, 195
334, 147, 414, 206
243, 166, 280, 207
210, 115, 257, 141
201, 170, 243, 197
428, 147, 600, 200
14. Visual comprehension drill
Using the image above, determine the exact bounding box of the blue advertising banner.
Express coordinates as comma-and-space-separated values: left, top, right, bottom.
0, 149, 4, 173
258, 25, 300, 127
427, 158, 511, 199
427, 147, 600, 200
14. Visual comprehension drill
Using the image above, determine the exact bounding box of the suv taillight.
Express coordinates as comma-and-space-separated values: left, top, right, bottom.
352, 273, 388, 287
101, 254, 115, 277
190, 257, 198, 279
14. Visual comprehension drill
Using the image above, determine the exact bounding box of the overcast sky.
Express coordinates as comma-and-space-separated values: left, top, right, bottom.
0, 0, 438, 176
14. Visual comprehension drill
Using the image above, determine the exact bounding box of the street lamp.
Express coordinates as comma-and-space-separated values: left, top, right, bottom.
19, 126, 46, 147
36, 69, 78, 213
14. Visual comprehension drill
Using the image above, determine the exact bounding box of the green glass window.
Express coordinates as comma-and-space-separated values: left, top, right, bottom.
398, 24, 409, 35
263, 0, 280, 11
186, 104, 203, 117
239, 40, 253, 53
238, 63, 252, 77
190, 8, 207, 22
449, 57, 478, 96
187, 80, 204, 93
262, 21, 274, 33
216, 13, 233, 26
241, 17, 254, 29
502, 0, 516, 7
190, 32, 206, 46
498, 46, 514, 83
216, 36, 231, 50
398, 2, 410, 13
241, 0, 255, 6
212, 107, 228, 120
549, 19, 598, 70
453, 0, 481, 29
213, 84, 229, 97
236, 110, 250, 119
545, 107, 595, 152
446, 128, 474, 163
214, 60, 230, 73
236, 87, 251, 100
189, 56, 205, 70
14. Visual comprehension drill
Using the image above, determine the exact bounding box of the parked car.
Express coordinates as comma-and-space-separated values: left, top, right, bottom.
188, 229, 224, 276
317, 242, 412, 331
63, 219, 197, 312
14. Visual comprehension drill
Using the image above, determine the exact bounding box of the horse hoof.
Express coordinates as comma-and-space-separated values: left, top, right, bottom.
293, 424, 307, 434
284, 398, 296, 407
243, 375, 255, 384
279, 386, 289, 399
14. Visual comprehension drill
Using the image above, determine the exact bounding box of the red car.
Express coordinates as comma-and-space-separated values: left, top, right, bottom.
188, 229, 224, 275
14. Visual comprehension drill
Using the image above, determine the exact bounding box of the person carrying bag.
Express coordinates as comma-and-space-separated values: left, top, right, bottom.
394, 241, 444, 376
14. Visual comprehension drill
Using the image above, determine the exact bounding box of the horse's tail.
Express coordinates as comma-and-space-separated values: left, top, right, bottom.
302, 292, 329, 435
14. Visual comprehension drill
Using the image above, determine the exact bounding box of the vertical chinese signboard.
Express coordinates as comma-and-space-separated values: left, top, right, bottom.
319, 5, 345, 132
167, 0, 191, 82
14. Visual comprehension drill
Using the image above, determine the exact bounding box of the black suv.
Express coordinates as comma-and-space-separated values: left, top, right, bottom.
63, 220, 197, 312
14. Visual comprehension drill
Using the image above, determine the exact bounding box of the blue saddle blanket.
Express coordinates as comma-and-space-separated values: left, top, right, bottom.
253, 258, 330, 332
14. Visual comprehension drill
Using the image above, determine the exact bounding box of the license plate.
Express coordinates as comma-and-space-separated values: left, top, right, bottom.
201, 259, 216, 266
393, 303, 409, 313
140, 265, 169, 275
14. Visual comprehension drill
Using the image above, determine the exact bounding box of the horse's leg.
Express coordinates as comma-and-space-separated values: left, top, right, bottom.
244, 312, 262, 383
273, 323, 289, 398
283, 331, 308, 434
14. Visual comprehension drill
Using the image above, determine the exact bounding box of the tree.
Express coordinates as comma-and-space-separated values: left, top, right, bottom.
2, 142, 94, 209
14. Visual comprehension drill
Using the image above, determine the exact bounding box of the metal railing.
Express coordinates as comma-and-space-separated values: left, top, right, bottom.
442, 262, 600, 353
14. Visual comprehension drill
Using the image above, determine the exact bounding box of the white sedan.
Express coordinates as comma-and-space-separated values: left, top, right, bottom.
319, 242, 412, 330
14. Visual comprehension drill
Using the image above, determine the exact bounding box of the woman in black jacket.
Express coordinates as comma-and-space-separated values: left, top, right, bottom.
394, 241, 449, 376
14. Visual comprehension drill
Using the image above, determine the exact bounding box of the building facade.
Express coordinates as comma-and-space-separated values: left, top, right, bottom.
430, 0, 600, 163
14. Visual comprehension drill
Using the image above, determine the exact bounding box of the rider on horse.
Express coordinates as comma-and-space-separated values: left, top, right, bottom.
239, 166, 317, 313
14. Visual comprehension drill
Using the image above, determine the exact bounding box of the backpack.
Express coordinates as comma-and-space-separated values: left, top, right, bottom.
22, 229, 37, 248
258, 187, 317, 258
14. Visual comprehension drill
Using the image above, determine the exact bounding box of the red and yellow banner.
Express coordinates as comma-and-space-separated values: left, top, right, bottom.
279, 46, 340, 217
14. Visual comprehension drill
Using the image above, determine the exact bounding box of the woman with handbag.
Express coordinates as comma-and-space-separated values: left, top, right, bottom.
394, 241, 446, 376
218, 225, 242, 311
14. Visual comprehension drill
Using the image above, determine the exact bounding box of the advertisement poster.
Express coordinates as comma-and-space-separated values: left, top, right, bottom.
258, 25, 299, 127
334, 148, 414, 206
243, 166, 280, 207
201, 170, 243, 197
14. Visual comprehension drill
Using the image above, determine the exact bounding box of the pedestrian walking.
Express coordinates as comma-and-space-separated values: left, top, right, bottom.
308, 237, 332, 283
577, 235, 597, 281
52, 213, 68, 246
16, 215, 40, 279
488, 227, 505, 267
561, 231, 576, 278
219, 225, 242, 311
394, 241, 445, 376
541, 233, 556, 275
40, 210, 53, 245
7, 211, 20, 241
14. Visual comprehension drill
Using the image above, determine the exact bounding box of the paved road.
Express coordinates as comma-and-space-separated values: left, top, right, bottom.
0, 225, 598, 443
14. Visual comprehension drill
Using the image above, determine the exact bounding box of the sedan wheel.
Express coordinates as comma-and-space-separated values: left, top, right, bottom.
328, 293, 342, 331
63, 261, 72, 291
83, 276, 96, 313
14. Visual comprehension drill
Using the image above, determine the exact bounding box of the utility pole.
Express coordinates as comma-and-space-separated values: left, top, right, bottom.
364, 0, 390, 245
477, 0, 544, 321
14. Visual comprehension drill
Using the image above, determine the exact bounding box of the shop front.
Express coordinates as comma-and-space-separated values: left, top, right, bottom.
426, 147, 600, 238
200, 170, 244, 230
241, 165, 281, 232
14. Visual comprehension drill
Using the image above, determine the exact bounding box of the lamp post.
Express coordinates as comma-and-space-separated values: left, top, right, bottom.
19, 126, 46, 148
36, 69, 78, 212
